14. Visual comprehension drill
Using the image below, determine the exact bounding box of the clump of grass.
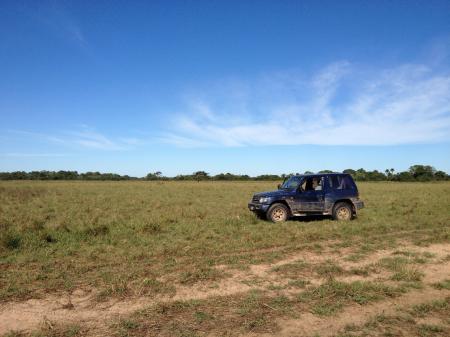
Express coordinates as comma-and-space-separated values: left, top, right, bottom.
180, 265, 224, 285
411, 297, 449, 317
23, 323, 83, 337
236, 291, 293, 330
140, 278, 176, 296
83, 224, 109, 237
315, 261, 345, 278
271, 260, 311, 277
335, 297, 450, 337
266, 283, 285, 291
287, 279, 309, 288
417, 324, 445, 335
298, 280, 404, 316
116, 318, 140, 337
344, 252, 367, 262
194, 310, 214, 323
236, 290, 271, 330
96, 277, 130, 301
378, 256, 424, 282
391, 250, 435, 264
141, 222, 162, 234
142, 291, 284, 335
432, 279, 450, 290
41, 232, 57, 243
391, 267, 424, 282
1, 230, 22, 250
349, 264, 379, 276
379, 256, 409, 270
2, 332, 25, 337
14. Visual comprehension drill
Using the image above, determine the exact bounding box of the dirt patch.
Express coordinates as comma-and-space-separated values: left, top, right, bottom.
1, 242, 449, 336
253, 288, 450, 337
251, 259, 450, 337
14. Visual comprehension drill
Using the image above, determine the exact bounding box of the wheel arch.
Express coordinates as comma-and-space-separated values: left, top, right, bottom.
332, 199, 356, 213
268, 199, 292, 216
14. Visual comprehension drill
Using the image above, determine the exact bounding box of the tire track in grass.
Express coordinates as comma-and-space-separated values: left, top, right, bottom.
250, 259, 450, 337
0, 243, 449, 335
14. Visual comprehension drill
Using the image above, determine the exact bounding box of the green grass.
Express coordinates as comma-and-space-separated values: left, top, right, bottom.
1, 181, 450, 337
0, 181, 449, 302
378, 256, 425, 283
432, 279, 450, 290
4, 324, 85, 337
335, 297, 450, 337
298, 280, 406, 316
86, 280, 409, 336
411, 297, 450, 317
120, 291, 288, 336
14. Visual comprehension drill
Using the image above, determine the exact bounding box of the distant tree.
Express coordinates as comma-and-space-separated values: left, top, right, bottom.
254, 174, 282, 181
393, 171, 414, 182
434, 170, 448, 180
146, 171, 163, 180
0, 165, 448, 182
343, 169, 356, 175
354, 168, 368, 181
193, 171, 209, 181
318, 170, 334, 174
409, 165, 435, 181
384, 168, 395, 180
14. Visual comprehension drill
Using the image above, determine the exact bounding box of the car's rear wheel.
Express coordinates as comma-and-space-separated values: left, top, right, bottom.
267, 203, 289, 223
332, 202, 353, 221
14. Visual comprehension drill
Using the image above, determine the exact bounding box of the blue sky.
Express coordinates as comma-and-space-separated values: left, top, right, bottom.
1, 0, 449, 177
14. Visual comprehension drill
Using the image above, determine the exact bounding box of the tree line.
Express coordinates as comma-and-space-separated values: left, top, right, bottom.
0, 165, 448, 182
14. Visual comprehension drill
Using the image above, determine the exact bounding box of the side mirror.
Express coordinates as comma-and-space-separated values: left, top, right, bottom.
277, 184, 281, 189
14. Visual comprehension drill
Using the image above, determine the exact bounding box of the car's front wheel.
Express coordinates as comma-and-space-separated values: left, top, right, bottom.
267, 203, 289, 223
332, 202, 353, 221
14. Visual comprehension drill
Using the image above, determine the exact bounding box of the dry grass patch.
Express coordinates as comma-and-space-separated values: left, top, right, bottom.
336, 296, 450, 337
298, 280, 406, 316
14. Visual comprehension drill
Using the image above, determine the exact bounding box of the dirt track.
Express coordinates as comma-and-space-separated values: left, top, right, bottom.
1, 243, 450, 336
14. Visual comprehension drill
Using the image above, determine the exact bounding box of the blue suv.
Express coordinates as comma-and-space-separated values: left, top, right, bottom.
248, 173, 364, 222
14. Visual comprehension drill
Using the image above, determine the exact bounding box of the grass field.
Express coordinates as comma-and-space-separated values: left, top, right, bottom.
0, 181, 449, 336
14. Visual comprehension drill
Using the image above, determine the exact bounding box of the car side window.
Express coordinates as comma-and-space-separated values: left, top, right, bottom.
314, 177, 323, 191
329, 175, 354, 190
300, 177, 323, 192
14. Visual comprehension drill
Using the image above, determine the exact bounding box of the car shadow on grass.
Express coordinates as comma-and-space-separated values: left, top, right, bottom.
289, 215, 333, 222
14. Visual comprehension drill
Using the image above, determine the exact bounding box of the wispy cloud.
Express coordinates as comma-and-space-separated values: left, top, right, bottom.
163, 60, 450, 147
25, 1, 87, 47
0, 153, 68, 158
68, 129, 125, 150
7, 127, 136, 151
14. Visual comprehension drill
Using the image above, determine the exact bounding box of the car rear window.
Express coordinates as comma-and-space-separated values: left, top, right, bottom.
328, 175, 355, 190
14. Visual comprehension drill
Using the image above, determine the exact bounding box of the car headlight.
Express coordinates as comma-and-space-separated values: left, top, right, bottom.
259, 197, 271, 203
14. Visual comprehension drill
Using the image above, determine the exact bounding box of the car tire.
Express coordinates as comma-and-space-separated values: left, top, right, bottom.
255, 212, 266, 220
267, 203, 289, 223
332, 202, 353, 221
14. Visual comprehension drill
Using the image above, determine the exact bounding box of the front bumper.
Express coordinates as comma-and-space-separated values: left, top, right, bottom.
248, 203, 270, 213
353, 200, 365, 210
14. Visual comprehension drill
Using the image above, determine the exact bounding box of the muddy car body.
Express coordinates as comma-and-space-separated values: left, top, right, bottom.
248, 173, 364, 222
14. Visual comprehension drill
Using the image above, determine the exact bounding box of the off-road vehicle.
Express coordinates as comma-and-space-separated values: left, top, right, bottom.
248, 173, 364, 222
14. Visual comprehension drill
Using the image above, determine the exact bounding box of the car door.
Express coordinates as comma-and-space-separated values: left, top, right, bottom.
291, 176, 325, 213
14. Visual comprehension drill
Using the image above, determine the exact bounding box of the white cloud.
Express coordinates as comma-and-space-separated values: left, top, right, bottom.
68, 130, 124, 150
164, 61, 450, 147
0, 153, 68, 157
7, 127, 136, 151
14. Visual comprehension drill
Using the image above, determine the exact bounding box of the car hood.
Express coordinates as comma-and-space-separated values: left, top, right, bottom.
254, 189, 295, 198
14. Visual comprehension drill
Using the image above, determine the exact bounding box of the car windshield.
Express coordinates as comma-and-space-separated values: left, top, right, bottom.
280, 176, 302, 189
